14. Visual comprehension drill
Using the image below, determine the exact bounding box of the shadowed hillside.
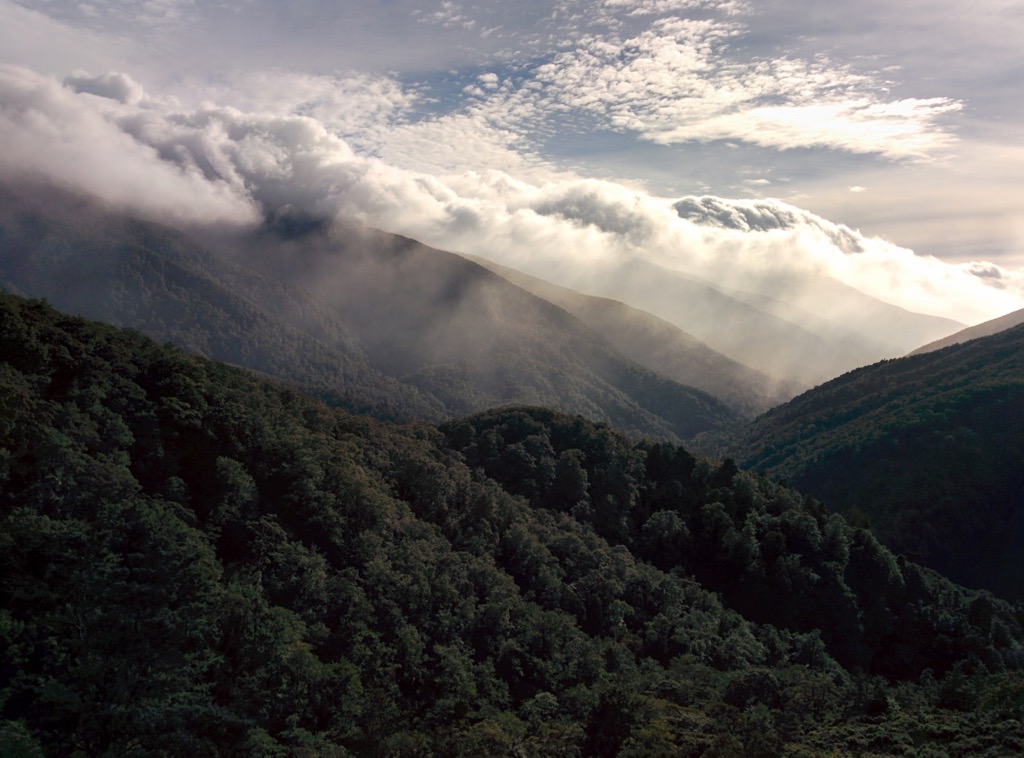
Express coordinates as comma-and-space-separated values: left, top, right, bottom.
729, 324, 1024, 599
0, 178, 737, 442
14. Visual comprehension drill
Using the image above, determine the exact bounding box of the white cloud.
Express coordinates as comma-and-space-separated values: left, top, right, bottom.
419, 1, 476, 30
0, 65, 255, 225
177, 71, 418, 151
1, 65, 1020, 332
603, 0, 750, 18
522, 17, 961, 159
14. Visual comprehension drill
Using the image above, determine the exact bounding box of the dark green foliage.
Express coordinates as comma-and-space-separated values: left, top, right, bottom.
442, 407, 1024, 679
730, 324, 1024, 600
2, 294, 1024, 755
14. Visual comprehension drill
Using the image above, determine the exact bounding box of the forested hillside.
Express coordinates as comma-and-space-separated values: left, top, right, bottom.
3, 294, 1024, 756
730, 324, 1024, 600
0, 180, 737, 443
0, 181, 445, 424
463, 255, 796, 416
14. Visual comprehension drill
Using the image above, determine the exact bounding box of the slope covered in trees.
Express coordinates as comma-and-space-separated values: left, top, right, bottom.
3, 294, 1024, 756
729, 324, 1024, 600
0, 180, 445, 424
0, 178, 736, 442
463, 255, 797, 416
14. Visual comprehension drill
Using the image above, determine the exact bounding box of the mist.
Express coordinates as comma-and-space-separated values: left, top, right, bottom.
3, 63, 1023, 387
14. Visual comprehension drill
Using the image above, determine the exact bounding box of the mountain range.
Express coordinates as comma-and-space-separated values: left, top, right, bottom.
5, 170, 1024, 755
0, 178, 737, 442
0, 176, 968, 436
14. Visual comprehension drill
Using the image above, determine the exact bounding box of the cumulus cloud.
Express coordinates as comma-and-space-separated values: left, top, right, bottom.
180, 71, 419, 152
673, 196, 867, 253
65, 70, 145, 104
0, 65, 255, 225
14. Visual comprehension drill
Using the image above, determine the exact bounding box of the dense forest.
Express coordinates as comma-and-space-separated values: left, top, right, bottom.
729, 324, 1024, 601
3, 293, 1024, 756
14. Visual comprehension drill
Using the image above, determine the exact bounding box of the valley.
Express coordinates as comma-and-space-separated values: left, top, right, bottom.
2, 178, 1024, 755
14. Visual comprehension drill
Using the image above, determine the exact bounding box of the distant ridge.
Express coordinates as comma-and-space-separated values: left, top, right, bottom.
509, 251, 962, 388
464, 254, 800, 415
909, 307, 1024, 355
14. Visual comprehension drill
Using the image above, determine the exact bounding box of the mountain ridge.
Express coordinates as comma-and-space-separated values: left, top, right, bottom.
0, 176, 737, 442
461, 253, 800, 415
909, 306, 1024, 355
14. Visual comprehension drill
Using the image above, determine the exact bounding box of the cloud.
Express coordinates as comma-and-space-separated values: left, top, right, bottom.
419, 1, 477, 30
180, 71, 419, 151
603, 0, 750, 18
13, 0, 198, 32
65, 70, 145, 104
520, 17, 961, 159
673, 196, 867, 253
0, 0, 137, 76
0, 65, 255, 225
1, 65, 1020, 329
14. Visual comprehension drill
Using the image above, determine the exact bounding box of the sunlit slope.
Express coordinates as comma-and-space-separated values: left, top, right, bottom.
730, 324, 1024, 599
555, 255, 961, 387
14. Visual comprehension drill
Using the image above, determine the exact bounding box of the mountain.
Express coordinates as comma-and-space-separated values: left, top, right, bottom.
528, 254, 961, 388
909, 307, 1024, 355
708, 269, 964, 360
728, 324, 1024, 599
463, 255, 800, 416
3, 292, 1023, 755
229, 220, 739, 441
0, 177, 737, 442
0, 180, 445, 424
670, 196, 965, 356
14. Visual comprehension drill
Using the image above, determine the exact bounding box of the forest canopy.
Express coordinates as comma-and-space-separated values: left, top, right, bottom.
2, 293, 1024, 756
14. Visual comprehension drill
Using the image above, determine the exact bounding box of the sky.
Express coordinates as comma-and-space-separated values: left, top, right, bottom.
1, 0, 1023, 325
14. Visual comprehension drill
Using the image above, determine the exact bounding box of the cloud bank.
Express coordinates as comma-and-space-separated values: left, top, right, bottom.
1, 64, 1021, 329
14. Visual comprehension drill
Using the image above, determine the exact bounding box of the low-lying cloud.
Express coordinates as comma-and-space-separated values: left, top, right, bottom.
1, 64, 1021, 330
